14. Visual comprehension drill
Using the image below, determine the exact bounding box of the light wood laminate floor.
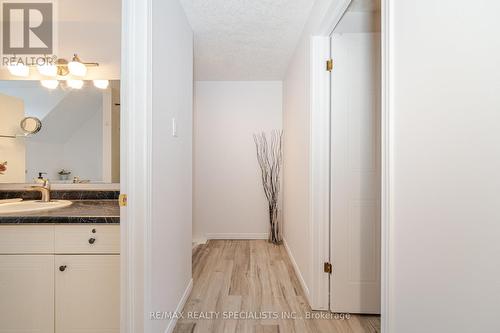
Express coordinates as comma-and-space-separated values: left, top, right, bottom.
174, 240, 380, 333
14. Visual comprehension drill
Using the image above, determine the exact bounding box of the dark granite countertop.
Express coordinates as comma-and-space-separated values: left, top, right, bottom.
0, 200, 120, 224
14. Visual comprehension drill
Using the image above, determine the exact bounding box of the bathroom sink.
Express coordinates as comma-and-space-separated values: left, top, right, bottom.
0, 200, 72, 214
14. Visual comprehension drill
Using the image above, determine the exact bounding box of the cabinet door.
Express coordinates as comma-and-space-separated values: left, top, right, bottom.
0, 255, 55, 333
55, 255, 120, 333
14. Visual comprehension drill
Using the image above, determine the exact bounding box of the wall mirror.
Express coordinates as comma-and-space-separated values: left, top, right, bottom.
0, 80, 120, 185
20, 117, 43, 135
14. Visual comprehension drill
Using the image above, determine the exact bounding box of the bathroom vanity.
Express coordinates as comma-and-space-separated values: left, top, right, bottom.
0, 79, 122, 332
0, 192, 120, 333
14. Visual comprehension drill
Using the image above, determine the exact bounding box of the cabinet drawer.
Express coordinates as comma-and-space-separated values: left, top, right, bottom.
55, 225, 120, 254
0, 225, 55, 254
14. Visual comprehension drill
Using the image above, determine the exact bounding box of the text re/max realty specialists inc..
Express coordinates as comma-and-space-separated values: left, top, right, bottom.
149, 311, 351, 321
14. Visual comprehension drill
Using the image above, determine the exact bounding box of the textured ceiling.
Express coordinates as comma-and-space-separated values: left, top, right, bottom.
179, 0, 316, 80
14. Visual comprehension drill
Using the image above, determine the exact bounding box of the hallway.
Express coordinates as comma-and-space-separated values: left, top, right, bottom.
174, 240, 380, 333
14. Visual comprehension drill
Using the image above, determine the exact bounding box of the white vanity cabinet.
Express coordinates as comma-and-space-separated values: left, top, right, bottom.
0, 255, 55, 333
0, 225, 120, 333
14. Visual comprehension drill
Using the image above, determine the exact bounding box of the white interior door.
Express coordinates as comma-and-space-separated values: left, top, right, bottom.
330, 32, 381, 314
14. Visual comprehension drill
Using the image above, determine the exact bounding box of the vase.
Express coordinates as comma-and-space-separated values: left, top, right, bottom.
59, 174, 70, 181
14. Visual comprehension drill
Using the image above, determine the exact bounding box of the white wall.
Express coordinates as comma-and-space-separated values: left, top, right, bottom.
150, 0, 193, 332
57, 0, 121, 79
61, 109, 103, 181
24, 88, 105, 182
193, 81, 283, 241
0, 81, 68, 119
387, 1, 500, 332
26, 110, 102, 182
0, 94, 25, 183
25, 141, 63, 181
282, 0, 340, 299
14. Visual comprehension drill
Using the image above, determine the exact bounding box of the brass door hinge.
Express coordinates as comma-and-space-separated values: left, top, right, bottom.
119, 194, 128, 207
326, 59, 333, 72
324, 262, 332, 274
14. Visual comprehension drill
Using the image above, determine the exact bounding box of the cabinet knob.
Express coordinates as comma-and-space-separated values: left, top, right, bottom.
88, 237, 96, 244
59, 265, 67, 272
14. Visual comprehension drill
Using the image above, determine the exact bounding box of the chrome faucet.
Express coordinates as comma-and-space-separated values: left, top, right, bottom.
27, 179, 51, 202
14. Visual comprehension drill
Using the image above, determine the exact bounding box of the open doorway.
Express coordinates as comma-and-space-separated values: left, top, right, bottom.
328, 0, 381, 315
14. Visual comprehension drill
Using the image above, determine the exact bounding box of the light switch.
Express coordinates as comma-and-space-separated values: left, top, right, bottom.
172, 118, 178, 137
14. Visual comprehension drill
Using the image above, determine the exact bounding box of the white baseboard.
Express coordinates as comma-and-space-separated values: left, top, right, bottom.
192, 237, 207, 247
164, 278, 193, 333
206, 233, 268, 240
283, 238, 311, 305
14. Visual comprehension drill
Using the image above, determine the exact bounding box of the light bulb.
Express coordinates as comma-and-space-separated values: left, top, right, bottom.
40, 80, 59, 89
8, 64, 29, 77
93, 80, 109, 89
68, 60, 87, 77
37, 64, 57, 77
67, 80, 84, 89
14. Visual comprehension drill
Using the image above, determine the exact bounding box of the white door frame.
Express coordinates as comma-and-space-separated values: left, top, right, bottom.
309, 0, 392, 331
120, 0, 153, 331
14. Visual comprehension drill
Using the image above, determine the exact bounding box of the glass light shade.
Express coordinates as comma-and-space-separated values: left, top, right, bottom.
37, 65, 57, 77
67, 79, 84, 89
68, 60, 87, 77
93, 80, 109, 89
40, 80, 59, 89
8, 64, 29, 77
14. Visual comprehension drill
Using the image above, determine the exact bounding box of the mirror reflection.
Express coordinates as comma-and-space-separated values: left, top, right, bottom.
20, 117, 43, 134
0, 80, 120, 184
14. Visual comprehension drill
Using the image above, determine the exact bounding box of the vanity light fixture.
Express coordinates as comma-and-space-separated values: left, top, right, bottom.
66, 54, 98, 77
37, 64, 58, 77
54, 58, 69, 76
7, 64, 29, 77
7, 54, 99, 78
68, 54, 88, 77
93, 80, 109, 89
40, 80, 59, 89
67, 79, 84, 89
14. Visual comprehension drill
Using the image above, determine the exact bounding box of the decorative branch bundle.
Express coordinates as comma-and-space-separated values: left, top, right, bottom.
253, 130, 283, 244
